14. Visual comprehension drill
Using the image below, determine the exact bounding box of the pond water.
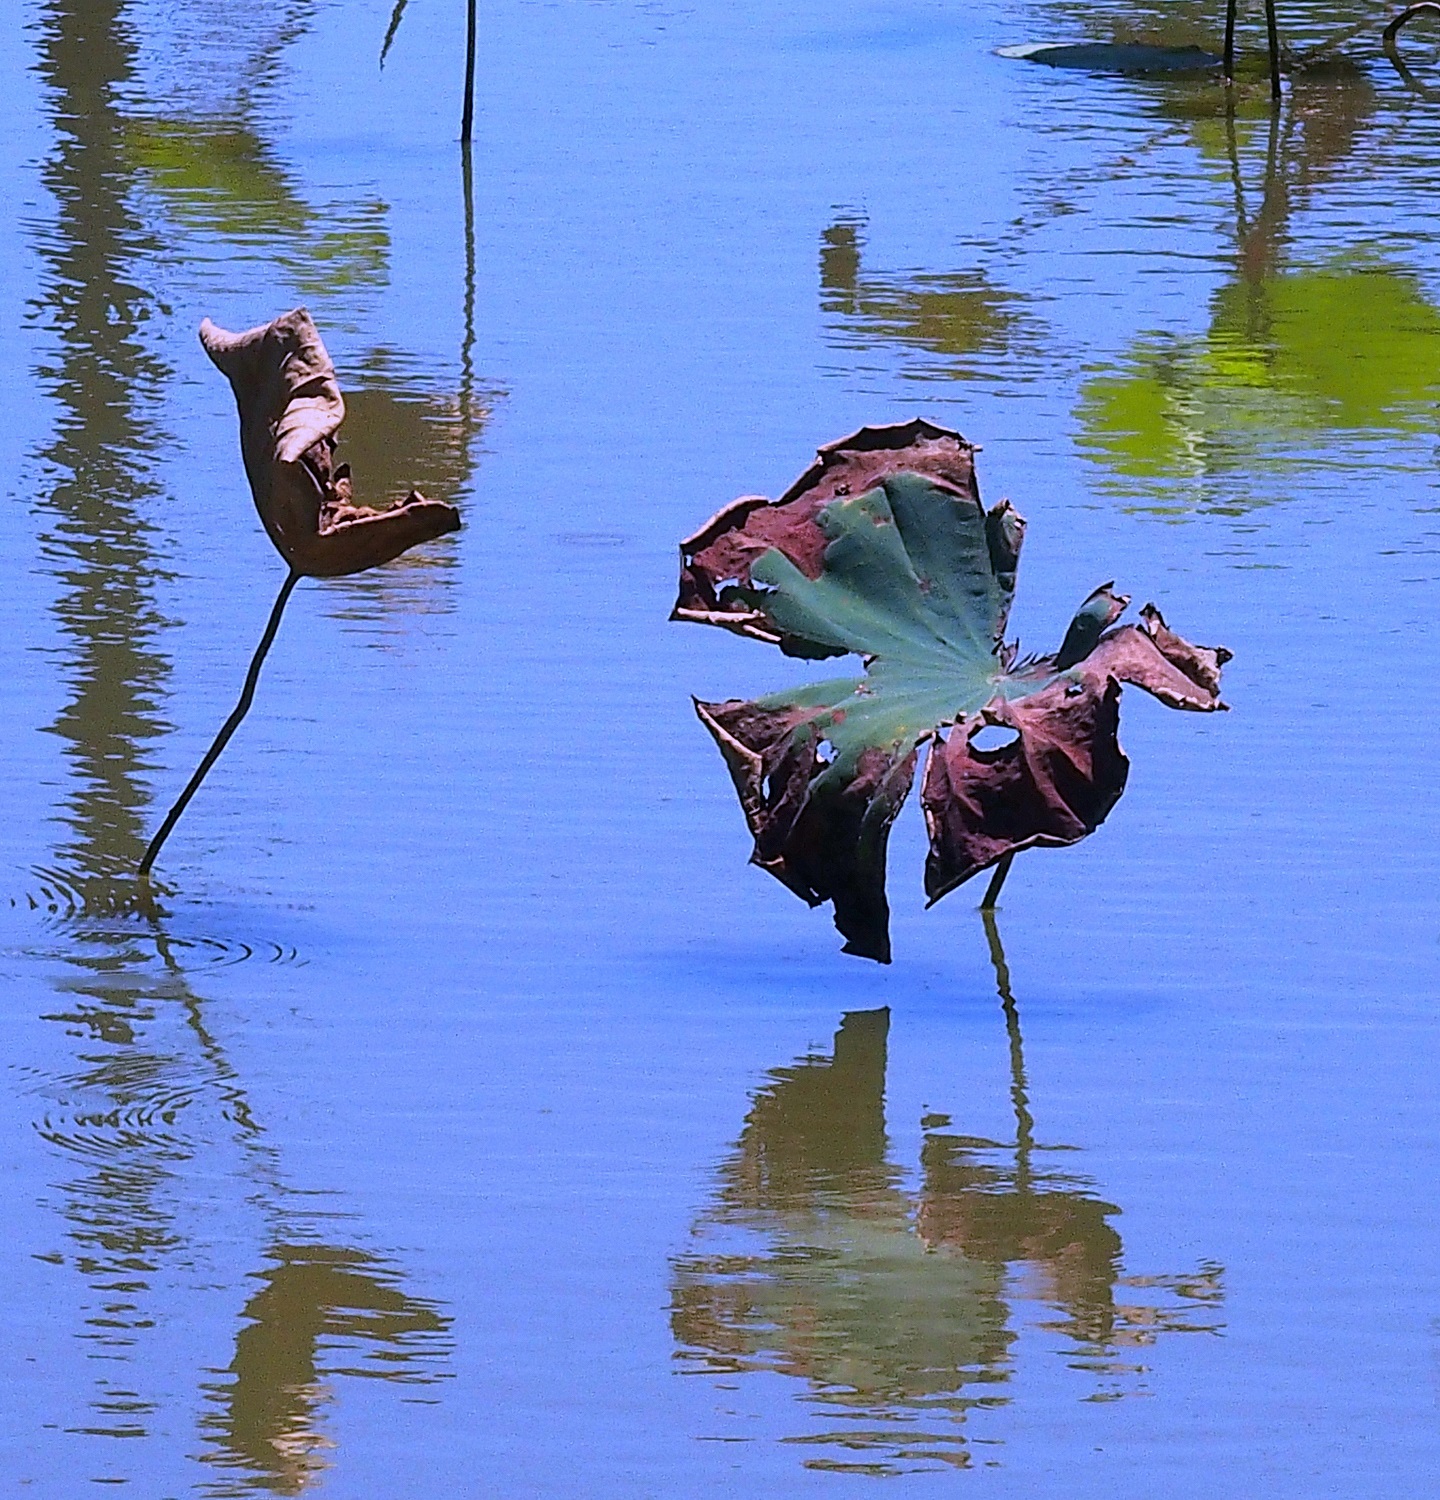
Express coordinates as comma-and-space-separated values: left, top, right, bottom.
4, 0, 1440, 1493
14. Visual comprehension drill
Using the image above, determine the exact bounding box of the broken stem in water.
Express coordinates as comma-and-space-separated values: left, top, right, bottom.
980, 852, 1014, 910
139, 569, 301, 879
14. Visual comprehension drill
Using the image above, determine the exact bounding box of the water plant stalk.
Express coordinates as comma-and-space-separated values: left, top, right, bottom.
1264, 0, 1282, 100
138, 570, 300, 878
461, 0, 477, 142
980, 852, 1014, 910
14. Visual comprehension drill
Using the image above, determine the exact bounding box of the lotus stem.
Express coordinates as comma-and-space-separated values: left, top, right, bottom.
460, 138, 477, 424
980, 852, 1014, 910
1223, 0, 1238, 84
139, 569, 300, 879
460, 0, 477, 142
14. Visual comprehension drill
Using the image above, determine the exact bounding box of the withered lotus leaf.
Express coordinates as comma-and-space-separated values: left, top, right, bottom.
200, 308, 460, 577
674, 420, 1229, 962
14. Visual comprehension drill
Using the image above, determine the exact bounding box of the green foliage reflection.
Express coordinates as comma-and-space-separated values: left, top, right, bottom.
820, 217, 1035, 378
126, 117, 390, 294
1079, 261, 1440, 484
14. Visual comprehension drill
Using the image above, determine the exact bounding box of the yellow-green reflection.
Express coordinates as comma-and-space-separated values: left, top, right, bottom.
1079, 258, 1440, 481
125, 117, 390, 294
202, 1243, 451, 1496
820, 216, 1035, 377
1074, 55, 1440, 499
672, 924, 1221, 1474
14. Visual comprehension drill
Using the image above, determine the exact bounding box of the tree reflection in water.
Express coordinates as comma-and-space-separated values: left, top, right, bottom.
819, 215, 1038, 381
671, 920, 1222, 1475
1073, 50, 1440, 500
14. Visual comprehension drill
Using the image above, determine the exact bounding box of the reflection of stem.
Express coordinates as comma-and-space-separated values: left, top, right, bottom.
460, 139, 476, 428
139, 570, 300, 878
1264, 97, 1281, 198
980, 852, 1013, 910
460, 0, 477, 142
982, 908, 1034, 1189
147, 918, 284, 1191
1385, 3, 1440, 97
1226, 103, 1248, 242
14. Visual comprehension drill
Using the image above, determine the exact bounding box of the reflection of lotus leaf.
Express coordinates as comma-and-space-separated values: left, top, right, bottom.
673, 1214, 1011, 1408
203, 1243, 451, 1494
1078, 263, 1440, 486
674, 1008, 1224, 1474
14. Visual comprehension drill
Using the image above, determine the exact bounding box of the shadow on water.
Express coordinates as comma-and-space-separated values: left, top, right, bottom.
671, 917, 1222, 1474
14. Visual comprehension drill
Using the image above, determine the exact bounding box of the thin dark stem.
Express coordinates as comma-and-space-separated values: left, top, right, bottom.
980, 851, 1014, 910
982, 907, 1034, 1189
1264, 0, 1282, 100
1385, 1, 1440, 50
460, 0, 477, 142
1223, 0, 1237, 85
138, 570, 300, 879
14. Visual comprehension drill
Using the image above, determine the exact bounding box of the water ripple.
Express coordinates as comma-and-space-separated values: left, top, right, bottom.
7, 866, 303, 968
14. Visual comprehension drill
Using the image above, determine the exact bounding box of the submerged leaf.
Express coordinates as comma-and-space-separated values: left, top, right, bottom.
675, 422, 1229, 961
201, 309, 461, 577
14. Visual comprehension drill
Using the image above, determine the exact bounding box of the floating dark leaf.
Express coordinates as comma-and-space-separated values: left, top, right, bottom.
996, 42, 1222, 73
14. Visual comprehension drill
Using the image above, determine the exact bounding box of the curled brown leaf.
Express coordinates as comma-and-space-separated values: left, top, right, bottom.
200, 308, 461, 578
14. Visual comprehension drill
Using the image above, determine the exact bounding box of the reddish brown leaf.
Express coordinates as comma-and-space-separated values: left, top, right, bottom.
676, 422, 1230, 960
674, 419, 987, 653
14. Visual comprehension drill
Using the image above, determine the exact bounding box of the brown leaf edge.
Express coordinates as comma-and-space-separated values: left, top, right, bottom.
200, 308, 461, 578
694, 696, 917, 963
672, 418, 986, 654
921, 604, 1232, 905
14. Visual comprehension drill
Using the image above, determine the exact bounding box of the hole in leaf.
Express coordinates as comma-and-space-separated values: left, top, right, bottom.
968, 724, 1021, 753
